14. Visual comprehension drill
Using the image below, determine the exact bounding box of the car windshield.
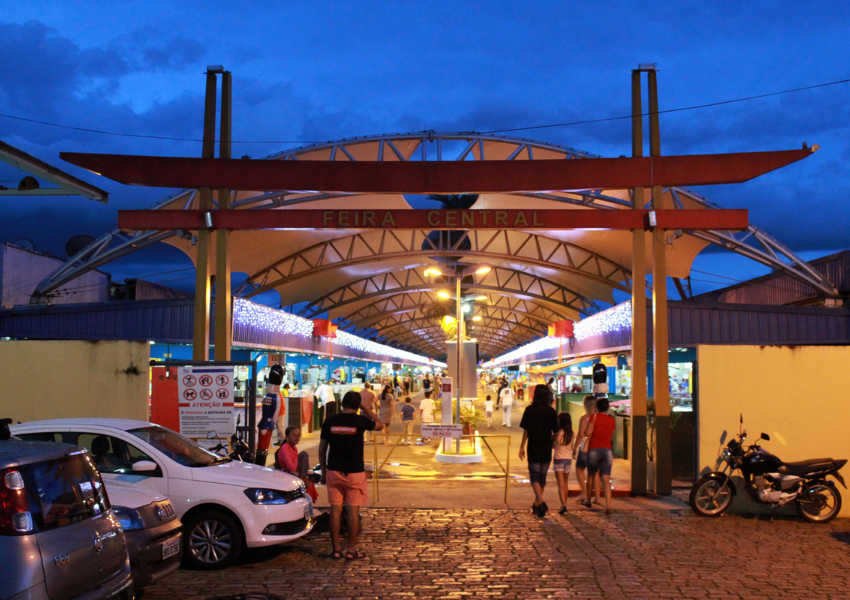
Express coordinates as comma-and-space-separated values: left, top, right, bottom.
128, 426, 220, 467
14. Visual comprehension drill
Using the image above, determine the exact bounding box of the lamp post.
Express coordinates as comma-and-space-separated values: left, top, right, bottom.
429, 264, 490, 453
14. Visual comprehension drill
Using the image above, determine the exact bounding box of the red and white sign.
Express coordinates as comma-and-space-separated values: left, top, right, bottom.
177, 366, 236, 444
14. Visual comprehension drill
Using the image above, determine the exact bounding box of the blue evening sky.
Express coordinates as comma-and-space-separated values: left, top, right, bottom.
1, 1, 849, 301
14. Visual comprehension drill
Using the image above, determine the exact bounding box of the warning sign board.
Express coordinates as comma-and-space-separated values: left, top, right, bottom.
177, 366, 236, 444
421, 424, 463, 439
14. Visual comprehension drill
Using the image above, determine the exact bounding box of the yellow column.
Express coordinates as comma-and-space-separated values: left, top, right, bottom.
629, 69, 648, 495
192, 71, 218, 362
649, 68, 671, 495
214, 71, 232, 361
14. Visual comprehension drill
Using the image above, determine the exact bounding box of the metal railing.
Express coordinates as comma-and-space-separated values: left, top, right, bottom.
369, 433, 513, 507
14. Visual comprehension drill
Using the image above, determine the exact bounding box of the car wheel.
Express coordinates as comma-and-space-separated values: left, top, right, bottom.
183, 510, 244, 570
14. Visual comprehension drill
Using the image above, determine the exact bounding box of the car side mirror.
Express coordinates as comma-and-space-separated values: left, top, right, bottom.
132, 460, 158, 473
760, 433, 770, 442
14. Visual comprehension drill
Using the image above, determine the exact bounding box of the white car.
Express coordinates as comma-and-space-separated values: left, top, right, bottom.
12, 419, 314, 569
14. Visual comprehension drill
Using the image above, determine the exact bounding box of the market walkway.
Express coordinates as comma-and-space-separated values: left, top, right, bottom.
275, 386, 632, 510
143, 506, 850, 600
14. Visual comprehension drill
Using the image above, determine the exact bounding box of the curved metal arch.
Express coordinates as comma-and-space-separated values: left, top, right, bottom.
350, 302, 564, 334
297, 265, 599, 319
241, 229, 632, 299
389, 327, 518, 356
386, 319, 540, 347
373, 315, 544, 344
342, 294, 573, 335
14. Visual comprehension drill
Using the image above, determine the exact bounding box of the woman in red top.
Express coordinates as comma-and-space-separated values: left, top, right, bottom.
582, 396, 615, 513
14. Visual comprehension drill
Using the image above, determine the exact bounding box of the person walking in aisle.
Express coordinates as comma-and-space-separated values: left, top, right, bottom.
499, 383, 516, 427
419, 390, 435, 443
359, 385, 378, 443
399, 396, 415, 444
518, 384, 559, 517
583, 397, 615, 513
378, 384, 395, 444
484, 395, 494, 427
572, 395, 601, 506
553, 413, 574, 514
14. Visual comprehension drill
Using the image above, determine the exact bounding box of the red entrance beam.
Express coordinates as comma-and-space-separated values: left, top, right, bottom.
62, 147, 816, 193
117, 209, 749, 231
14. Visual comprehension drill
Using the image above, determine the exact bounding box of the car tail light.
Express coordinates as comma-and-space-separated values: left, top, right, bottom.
0, 468, 33, 535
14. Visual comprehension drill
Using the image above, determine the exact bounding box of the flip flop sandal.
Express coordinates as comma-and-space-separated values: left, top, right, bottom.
345, 549, 366, 560
330, 549, 344, 559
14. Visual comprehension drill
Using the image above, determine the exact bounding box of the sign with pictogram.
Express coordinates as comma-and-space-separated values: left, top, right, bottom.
177, 366, 236, 444
421, 424, 463, 439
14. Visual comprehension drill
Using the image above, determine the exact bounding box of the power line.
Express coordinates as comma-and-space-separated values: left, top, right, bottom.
480, 77, 850, 134
0, 112, 319, 145
1, 76, 849, 144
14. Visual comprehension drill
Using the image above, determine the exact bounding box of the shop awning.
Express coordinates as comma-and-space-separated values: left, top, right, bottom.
530, 355, 601, 375
530, 351, 623, 374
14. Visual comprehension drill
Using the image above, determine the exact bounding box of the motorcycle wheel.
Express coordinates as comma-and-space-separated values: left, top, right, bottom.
796, 481, 842, 523
690, 474, 734, 517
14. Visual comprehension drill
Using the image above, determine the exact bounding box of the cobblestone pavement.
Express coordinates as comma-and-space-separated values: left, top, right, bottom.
143, 508, 850, 600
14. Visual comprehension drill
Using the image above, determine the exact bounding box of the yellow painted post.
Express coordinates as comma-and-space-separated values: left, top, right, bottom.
648, 68, 672, 495
373, 435, 378, 504
192, 70, 217, 362
214, 71, 232, 361
630, 68, 649, 495
505, 435, 511, 507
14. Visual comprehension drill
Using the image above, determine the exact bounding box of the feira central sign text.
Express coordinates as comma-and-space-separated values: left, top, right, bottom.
325, 209, 544, 228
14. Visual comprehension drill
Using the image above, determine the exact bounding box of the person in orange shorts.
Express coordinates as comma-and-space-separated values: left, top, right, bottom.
319, 390, 383, 560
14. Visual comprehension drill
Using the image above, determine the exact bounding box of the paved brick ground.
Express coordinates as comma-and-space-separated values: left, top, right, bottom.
143, 507, 850, 600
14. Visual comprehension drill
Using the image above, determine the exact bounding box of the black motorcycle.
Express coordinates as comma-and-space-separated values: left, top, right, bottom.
208, 414, 253, 462
691, 419, 846, 523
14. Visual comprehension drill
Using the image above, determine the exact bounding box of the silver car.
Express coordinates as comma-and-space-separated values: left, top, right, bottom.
0, 435, 133, 600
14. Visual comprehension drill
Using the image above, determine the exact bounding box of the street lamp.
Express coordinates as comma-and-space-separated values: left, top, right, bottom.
433, 264, 490, 452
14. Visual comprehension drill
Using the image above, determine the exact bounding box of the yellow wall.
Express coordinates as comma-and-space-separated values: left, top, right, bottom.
0, 340, 150, 423
698, 345, 850, 517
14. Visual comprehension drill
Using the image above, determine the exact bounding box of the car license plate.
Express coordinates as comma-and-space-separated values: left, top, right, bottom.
304, 500, 313, 521
162, 536, 180, 560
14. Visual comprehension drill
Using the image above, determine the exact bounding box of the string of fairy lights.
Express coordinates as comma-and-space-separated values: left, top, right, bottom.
233, 298, 446, 367
483, 301, 633, 368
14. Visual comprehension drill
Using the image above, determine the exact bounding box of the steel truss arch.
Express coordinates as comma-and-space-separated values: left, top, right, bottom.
371, 314, 542, 344
389, 327, 517, 356
350, 302, 565, 334
33, 131, 835, 314
296, 266, 600, 320
240, 229, 632, 299
342, 295, 572, 336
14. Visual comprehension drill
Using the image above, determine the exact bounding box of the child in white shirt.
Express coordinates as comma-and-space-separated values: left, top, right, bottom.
484, 395, 494, 427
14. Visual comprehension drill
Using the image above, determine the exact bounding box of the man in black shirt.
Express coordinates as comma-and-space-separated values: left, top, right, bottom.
519, 384, 559, 517
320, 390, 383, 559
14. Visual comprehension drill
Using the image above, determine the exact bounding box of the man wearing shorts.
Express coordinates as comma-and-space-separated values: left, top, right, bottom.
319, 391, 383, 559
518, 384, 559, 517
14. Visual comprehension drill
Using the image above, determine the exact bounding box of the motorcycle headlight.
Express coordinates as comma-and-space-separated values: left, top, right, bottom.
721, 448, 731, 462
112, 507, 145, 530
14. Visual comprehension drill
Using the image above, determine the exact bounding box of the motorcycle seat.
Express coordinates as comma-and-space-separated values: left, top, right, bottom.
778, 458, 835, 476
